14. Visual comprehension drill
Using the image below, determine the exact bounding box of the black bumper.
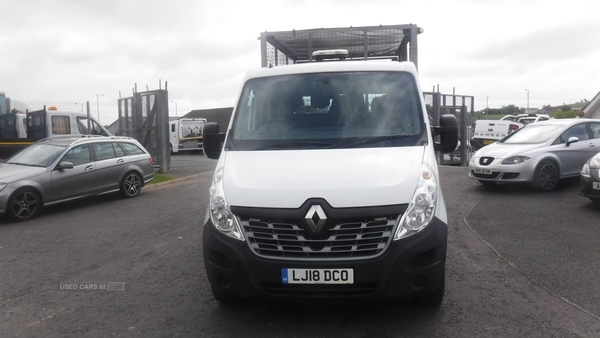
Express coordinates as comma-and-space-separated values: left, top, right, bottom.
580, 175, 600, 200
203, 217, 447, 303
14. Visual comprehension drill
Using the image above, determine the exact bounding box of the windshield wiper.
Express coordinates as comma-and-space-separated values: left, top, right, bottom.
260, 141, 335, 150
348, 134, 416, 147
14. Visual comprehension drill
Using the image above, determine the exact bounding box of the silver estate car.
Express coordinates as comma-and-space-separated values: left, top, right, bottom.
469, 119, 600, 191
0, 136, 155, 221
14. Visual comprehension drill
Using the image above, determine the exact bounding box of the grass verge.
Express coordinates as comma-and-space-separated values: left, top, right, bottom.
152, 173, 173, 184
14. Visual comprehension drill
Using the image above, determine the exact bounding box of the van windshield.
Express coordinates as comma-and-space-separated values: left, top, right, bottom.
230, 71, 425, 150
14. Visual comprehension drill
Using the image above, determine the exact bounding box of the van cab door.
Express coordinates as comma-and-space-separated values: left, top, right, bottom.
26, 110, 47, 139
170, 121, 179, 153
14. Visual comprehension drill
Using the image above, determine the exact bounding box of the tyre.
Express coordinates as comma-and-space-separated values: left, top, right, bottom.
478, 180, 497, 186
8, 188, 41, 222
120, 172, 143, 198
531, 159, 560, 191
418, 275, 445, 307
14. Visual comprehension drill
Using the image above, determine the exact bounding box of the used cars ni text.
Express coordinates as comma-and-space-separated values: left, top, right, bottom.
0, 136, 155, 221
469, 119, 600, 191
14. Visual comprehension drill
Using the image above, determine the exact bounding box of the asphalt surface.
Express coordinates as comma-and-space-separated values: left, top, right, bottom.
160, 155, 600, 336
146, 153, 218, 187
2, 154, 600, 337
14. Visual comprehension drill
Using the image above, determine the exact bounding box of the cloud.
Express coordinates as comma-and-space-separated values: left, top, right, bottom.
2, 0, 600, 123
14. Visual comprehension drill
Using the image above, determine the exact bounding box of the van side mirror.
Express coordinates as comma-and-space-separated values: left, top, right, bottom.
433, 114, 459, 154
203, 122, 225, 159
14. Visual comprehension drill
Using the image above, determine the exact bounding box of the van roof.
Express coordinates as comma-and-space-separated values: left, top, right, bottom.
243, 60, 418, 81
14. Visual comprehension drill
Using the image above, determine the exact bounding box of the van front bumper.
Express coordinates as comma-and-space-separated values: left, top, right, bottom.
203, 217, 447, 302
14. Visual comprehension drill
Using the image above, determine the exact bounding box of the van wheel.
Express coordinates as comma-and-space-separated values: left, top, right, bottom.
418, 276, 445, 307
120, 172, 142, 198
8, 188, 41, 221
532, 159, 559, 191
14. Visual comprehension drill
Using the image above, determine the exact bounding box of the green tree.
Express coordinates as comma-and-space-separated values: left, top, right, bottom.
552, 109, 578, 119
559, 105, 572, 111
503, 105, 521, 115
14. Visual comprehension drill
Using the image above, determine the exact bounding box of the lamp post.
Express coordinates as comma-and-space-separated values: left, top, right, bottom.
171, 100, 178, 117
524, 89, 529, 114
486, 95, 489, 114
96, 93, 104, 123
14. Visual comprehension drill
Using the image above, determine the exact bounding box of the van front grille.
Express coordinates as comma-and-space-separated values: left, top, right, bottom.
240, 215, 398, 261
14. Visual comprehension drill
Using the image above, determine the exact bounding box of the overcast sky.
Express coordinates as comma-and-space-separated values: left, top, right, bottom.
2, 0, 599, 124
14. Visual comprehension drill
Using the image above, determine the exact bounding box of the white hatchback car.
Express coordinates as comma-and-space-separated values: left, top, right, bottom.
469, 119, 600, 191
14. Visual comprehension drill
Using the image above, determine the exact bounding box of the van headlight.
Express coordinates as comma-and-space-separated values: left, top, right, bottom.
394, 163, 437, 240
209, 167, 244, 241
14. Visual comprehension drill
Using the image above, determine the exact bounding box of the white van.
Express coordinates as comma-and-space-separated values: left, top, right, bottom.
202, 61, 458, 305
0, 107, 111, 158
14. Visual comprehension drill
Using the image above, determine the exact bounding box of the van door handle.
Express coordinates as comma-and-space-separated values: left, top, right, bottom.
85, 165, 94, 171
117, 158, 125, 163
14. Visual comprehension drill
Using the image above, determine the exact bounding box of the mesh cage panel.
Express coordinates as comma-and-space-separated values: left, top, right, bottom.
262, 25, 419, 67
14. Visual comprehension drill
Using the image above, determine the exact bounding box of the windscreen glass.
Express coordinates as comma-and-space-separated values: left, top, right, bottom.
6, 144, 66, 167
501, 124, 564, 144
230, 71, 425, 150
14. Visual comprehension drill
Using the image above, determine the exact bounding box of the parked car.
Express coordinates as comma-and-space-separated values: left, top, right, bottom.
517, 114, 552, 125
470, 119, 523, 150
580, 152, 600, 203
468, 119, 600, 191
0, 136, 155, 221
500, 113, 551, 124
470, 114, 553, 150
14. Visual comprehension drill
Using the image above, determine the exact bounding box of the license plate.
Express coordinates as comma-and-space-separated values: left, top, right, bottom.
593, 182, 600, 190
474, 168, 492, 175
282, 268, 354, 284
483, 140, 495, 145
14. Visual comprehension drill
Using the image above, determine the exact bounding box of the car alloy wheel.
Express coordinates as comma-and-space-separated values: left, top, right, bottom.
8, 188, 41, 221
120, 172, 142, 198
533, 159, 559, 191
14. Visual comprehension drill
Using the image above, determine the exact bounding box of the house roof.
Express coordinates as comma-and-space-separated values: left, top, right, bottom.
583, 91, 600, 118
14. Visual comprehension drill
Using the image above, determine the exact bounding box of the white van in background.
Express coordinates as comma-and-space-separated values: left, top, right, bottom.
169, 118, 207, 153
0, 106, 111, 158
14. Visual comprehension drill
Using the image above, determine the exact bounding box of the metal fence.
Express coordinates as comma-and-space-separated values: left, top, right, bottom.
118, 88, 170, 173
425, 92, 475, 166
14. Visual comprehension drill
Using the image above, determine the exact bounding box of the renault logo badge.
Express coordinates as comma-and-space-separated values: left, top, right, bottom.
305, 205, 327, 233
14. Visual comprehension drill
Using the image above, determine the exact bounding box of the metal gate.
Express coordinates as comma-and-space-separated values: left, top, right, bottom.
425, 91, 475, 166
117, 87, 170, 173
